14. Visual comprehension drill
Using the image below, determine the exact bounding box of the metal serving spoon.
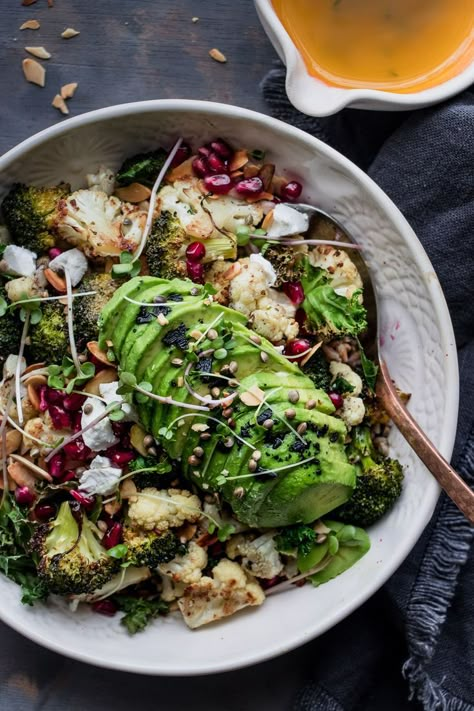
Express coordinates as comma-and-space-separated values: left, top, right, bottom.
285, 203, 474, 525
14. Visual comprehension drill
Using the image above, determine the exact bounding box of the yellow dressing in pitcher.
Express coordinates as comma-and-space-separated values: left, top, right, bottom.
272, 0, 474, 92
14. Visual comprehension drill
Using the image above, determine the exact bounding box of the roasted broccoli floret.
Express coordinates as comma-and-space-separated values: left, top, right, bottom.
302, 350, 331, 392
300, 259, 367, 339
275, 524, 316, 556
335, 426, 404, 526
122, 527, 187, 568
128, 453, 174, 489
73, 272, 117, 350
28, 300, 68, 364
31, 501, 119, 595
145, 211, 236, 280
0, 288, 22, 368
116, 149, 167, 187
262, 244, 304, 286
1, 183, 70, 253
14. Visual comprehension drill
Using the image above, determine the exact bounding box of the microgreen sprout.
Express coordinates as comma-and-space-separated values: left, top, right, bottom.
161, 413, 256, 450
111, 251, 142, 279
222, 455, 317, 482
183, 362, 238, 407
117, 371, 210, 412
249, 235, 362, 250
15, 312, 31, 425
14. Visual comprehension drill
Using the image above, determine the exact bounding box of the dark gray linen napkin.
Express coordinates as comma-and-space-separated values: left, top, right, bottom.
262, 64, 474, 711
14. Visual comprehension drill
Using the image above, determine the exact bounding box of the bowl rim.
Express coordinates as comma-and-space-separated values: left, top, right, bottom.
255, 0, 474, 116
0, 99, 459, 675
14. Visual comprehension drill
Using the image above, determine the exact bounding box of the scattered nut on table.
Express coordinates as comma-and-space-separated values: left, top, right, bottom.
22, 58, 45, 87
25, 46, 51, 60
20, 20, 40, 30
60, 82, 78, 99
61, 27, 80, 39
209, 48, 227, 63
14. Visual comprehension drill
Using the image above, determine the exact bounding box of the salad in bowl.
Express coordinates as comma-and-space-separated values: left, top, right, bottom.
0, 135, 404, 634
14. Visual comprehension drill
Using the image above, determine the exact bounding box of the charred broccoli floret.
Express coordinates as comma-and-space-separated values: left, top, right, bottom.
0, 288, 22, 368
73, 272, 117, 350
128, 454, 174, 489
28, 300, 68, 364
335, 426, 403, 526
302, 350, 331, 392
116, 149, 167, 187
31, 502, 119, 595
123, 527, 187, 568
145, 211, 237, 280
2, 183, 70, 253
262, 244, 304, 286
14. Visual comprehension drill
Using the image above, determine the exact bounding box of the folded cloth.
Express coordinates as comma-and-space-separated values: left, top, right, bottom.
262, 64, 474, 711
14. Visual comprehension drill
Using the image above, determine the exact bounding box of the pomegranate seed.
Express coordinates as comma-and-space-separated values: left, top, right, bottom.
14, 486, 35, 506
63, 393, 86, 411
283, 281, 305, 306
210, 139, 233, 159
283, 338, 312, 362
329, 392, 344, 409
295, 308, 307, 328
111, 421, 130, 438
71, 412, 83, 432
92, 600, 118, 616
169, 143, 191, 168
61, 470, 77, 483
280, 181, 303, 201
261, 575, 284, 590
207, 152, 228, 174
64, 438, 92, 461
102, 522, 123, 549
70, 490, 95, 509
48, 247, 62, 259
48, 453, 65, 479
38, 385, 49, 412
203, 174, 232, 195
192, 157, 209, 177
49, 405, 72, 430
235, 177, 264, 196
186, 261, 204, 284
46, 387, 65, 405
34, 503, 56, 521
185, 241, 206, 262
198, 146, 212, 158
109, 450, 134, 466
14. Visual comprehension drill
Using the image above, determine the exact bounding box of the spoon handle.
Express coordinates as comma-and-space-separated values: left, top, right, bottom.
376, 361, 474, 525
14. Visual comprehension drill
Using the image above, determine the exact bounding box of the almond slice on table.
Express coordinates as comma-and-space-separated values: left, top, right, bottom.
20, 20, 40, 30
209, 48, 227, 63
25, 46, 51, 59
60, 82, 78, 99
52, 94, 69, 115
22, 58, 45, 87
61, 27, 80, 38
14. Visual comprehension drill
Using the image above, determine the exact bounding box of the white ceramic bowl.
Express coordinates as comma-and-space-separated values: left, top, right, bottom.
255, 0, 474, 116
0, 100, 458, 675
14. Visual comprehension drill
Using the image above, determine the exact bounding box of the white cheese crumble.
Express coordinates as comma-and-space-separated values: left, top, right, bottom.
49, 248, 88, 286
2, 245, 37, 277
266, 204, 309, 239
99, 381, 137, 421
78, 455, 122, 496
81, 397, 119, 452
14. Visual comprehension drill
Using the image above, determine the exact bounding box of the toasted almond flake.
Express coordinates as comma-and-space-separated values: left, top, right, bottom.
222, 262, 242, 281
243, 164, 261, 178
229, 150, 249, 172
22, 58, 45, 87
166, 155, 195, 183
20, 19, 40, 30
5, 430, 23, 455
115, 182, 152, 203
61, 27, 80, 39
25, 46, 51, 59
44, 267, 66, 291
23, 361, 46, 374
87, 341, 117, 368
262, 208, 275, 231
60, 82, 78, 99
209, 48, 227, 63
240, 384, 265, 407
300, 341, 323, 367
191, 423, 209, 432
9, 453, 52, 482
83, 369, 117, 396
230, 170, 244, 179
192, 16, 199, 22
130, 424, 149, 456
246, 191, 273, 204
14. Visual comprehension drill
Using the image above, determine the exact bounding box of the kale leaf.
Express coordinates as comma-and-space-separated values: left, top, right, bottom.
114, 595, 169, 634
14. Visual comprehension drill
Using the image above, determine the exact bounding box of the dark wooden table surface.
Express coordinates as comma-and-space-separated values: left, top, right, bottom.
1, 0, 277, 155
0, 3, 316, 710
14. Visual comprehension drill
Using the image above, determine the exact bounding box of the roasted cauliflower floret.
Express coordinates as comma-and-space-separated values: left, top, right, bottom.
127, 488, 202, 533
86, 165, 115, 196
160, 575, 186, 602
341, 396, 366, 428
329, 361, 363, 397
158, 541, 208, 585
53, 189, 147, 258
309, 246, 362, 299
158, 178, 263, 241
23, 415, 67, 455
226, 531, 284, 579
177, 559, 265, 629
229, 255, 299, 343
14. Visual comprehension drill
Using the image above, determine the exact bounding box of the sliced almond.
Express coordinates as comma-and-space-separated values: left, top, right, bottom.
25, 374, 47, 411
22, 58, 45, 87
222, 262, 242, 281
104, 499, 122, 516
262, 208, 275, 232
25, 46, 51, 59
271, 174, 288, 196
60, 82, 78, 99
239, 384, 265, 407
52, 94, 69, 115
120, 479, 137, 500
243, 163, 261, 179
83, 368, 117, 396
8, 460, 37, 489
5, 430, 23, 455
24, 361, 46, 375
115, 183, 152, 203
130, 424, 149, 457
87, 341, 117, 368
166, 156, 195, 183
229, 150, 249, 172
230, 170, 244, 179
44, 267, 66, 292
246, 191, 273, 204
258, 163, 275, 192
209, 48, 227, 63
9, 453, 52, 482
300, 341, 323, 367
177, 522, 197, 542
20, 20, 40, 30
0, 472, 16, 491
61, 27, 80, 39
